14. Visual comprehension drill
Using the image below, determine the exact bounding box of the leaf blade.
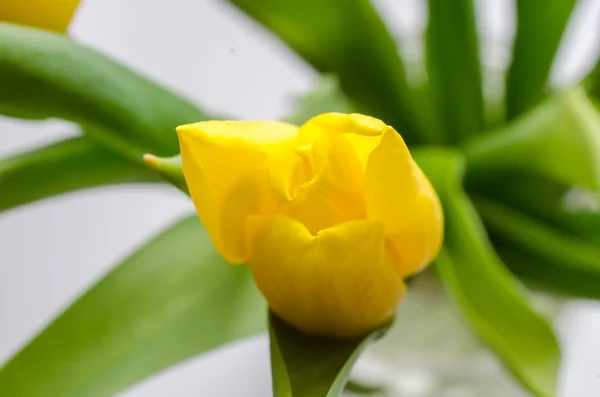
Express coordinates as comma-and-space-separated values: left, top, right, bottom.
269, 312, 389, 397
506, 0, 577, 119
415, 148, 560, 397
474, 196, 600, 300
426, 0, 484, 142
0, 23, 208, 162
465, 87, 600, 191
0, 137, 156, 213
587, 59, 600, 100
467, 174, 600, 244
228, 0, 424, 143
0, 216, 266, 397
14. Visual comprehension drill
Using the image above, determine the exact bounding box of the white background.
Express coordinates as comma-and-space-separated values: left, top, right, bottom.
1, 0, 600, 395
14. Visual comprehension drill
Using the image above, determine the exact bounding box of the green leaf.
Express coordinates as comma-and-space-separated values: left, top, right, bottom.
414, 148, 560, 397
344, 380, 386, 396
496, 244, 600, 301
426, 0, 484, 143
473, 196, 600, 300
284, 76, 354, 126
467, 174, 600, 243
228, 0, 425, 143
586, 58, 600, 102
506, 0, 577, 119
0, 216, 266, 397
269, 312, 390, 397
0, 23, 208, 162
0, 137, 156, 213
465, 87, 600, 191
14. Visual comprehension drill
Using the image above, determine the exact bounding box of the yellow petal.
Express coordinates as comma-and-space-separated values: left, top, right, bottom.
247, 214, 406, 338
302, 113, 387, 170
295, 113, 443, 276
177, 120, 300, 263
365, 128, 443, 277
1, 0, 80, 32
283, 122, 367, 234
281, 112, 384, 234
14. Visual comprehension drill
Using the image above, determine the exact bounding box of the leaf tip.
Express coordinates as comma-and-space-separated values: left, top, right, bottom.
142, 153, 158, 167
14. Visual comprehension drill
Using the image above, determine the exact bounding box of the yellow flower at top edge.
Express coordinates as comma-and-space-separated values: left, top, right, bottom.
1, 0, 81, 33
177, 113, 443, 338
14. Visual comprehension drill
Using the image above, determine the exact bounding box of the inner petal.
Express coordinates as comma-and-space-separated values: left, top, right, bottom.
282, 127, 367, 235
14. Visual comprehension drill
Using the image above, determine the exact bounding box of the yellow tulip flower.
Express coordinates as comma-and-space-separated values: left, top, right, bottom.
1, 0, 80, 33
178, 113, 443, 338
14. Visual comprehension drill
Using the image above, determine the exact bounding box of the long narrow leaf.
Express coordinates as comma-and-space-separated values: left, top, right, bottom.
0, 137, 156, 213
415, 148, 560, 397
0, 216, 266, 397
475, 197, 600, 300
269, 312, 390, 397
0, 23, 207, 162
465, 87, 600, 191
467, 174, 600, 243
228, 0, 424, 143
506, 0, 578, 119
495, 244, 600, 301
426, 0, 484, 143
586, 59, 600, 101
344, 380, 386, 396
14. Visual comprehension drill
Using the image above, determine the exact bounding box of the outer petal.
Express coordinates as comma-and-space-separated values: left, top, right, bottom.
177, 121, 299, 263
366, 128, 443, 277
247, 214, 406, 338
1, 0, 80, 32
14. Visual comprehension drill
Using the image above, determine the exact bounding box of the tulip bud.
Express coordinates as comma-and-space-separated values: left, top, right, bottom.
1, 0, 81, 33
178, 113, 443, 338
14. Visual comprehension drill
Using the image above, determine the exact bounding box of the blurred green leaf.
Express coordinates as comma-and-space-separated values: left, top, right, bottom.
344, 380, 386, 396
285, 76, 354, 125
506, 0, 577, 119
475, 197, 600, 300
409, 81, 445, 143
228, 0, 425, 143
495, 244, 600, 302
0, 137, 156, 213
0, 23, 208, 162
467, 174, 600, 243
269, 313, 389, 397
482, 65, 508, 129
466, 174, 565, 221
465, 87, 600, 191
426, 0, 484, 143
415, 148, 560, 397
0, 216, 266, 397
586, 59, 600, 101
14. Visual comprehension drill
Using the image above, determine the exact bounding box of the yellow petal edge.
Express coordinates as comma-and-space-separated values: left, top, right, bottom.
1, 0, 81, 33
177, 113, 443, 338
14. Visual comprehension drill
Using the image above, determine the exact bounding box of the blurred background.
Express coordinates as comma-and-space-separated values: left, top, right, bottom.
1, 0, 600, 395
